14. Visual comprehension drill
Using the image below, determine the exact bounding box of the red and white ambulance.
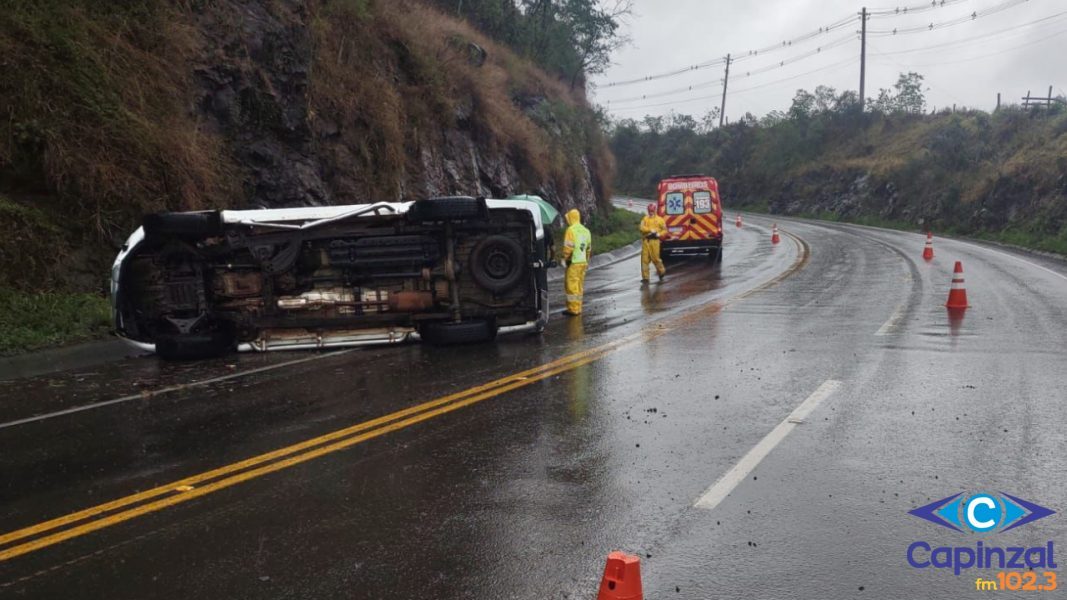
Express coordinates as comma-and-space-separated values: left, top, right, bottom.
656, 174, 724, 262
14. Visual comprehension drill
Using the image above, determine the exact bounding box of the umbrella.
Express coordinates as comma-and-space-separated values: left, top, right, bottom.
509, 194, 559, 226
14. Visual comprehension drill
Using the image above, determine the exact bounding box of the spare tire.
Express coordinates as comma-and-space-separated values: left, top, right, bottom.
419, 319, 497, 346
155, 331, 235, 360
143, 211, 223, 239
406, 196, 487, 221
469, 235, 527, 293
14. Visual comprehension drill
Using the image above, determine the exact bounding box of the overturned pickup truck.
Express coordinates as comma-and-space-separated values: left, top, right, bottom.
111, 196, 551, 359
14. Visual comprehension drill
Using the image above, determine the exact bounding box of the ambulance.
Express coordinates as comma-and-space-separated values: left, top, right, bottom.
656, 174, 724, 262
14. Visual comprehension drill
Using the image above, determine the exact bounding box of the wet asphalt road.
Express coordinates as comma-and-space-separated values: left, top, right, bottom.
1, 212, 1066, 599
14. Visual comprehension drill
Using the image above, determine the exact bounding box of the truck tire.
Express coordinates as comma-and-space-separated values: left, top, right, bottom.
155, 331, 235, 360
419, 319, 497, 345
469, 235, 527, 293
143, 211, 223, 239
406, 196, 487, 221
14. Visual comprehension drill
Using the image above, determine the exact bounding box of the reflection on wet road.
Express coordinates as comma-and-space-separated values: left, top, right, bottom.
2, 213, 1066, 599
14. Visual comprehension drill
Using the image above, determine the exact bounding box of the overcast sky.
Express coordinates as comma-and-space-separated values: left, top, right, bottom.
591, 0, 1067, 123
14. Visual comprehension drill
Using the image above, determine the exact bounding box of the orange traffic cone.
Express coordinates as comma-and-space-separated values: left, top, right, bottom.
771, 224, 780, 245
735, 214, 743, 228
922, 232, 934, 261
945, 261, 970, 309
597, 552, 643, 600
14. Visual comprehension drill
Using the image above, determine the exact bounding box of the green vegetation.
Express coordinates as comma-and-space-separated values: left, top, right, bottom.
585, 206, 642, 254
428, 0, 631, 86
0, 0, 618, 295
0, 1, 621, 354
974, 228, 1067, 257
310, 0, 615, 216
0, 290, 111, 356
609, 72, 1067, 256
0, 0, 236, 290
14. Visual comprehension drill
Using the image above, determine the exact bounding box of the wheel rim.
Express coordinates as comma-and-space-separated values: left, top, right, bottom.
484, 247, 514, 281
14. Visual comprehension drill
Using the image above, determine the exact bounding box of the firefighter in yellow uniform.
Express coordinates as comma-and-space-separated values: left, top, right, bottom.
561, 208, 591, 316
640, 203, 667, 282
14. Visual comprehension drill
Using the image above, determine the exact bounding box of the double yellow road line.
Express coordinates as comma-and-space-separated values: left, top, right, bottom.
0, 329, 664, 563
0, 226, 808, 563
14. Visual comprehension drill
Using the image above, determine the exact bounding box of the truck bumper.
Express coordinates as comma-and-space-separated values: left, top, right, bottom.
663, 238, 722, 256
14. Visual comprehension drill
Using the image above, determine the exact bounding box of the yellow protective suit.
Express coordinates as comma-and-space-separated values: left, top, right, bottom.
639, 213, 667, 281
561, 209, 591, 315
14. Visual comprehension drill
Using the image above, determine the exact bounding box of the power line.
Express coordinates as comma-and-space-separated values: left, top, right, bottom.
731, 58, 861, 96
597, 18, 849, 90
869, 24, 1067, 68
602, 0, 1042, 118
598, 0, 967, 90
867, 0, 974, 17
733, 34, 857, 78
609, 57, 861, 114
865, 42, 969, 106
867, 0, 1034, 36
603, 33, 855, 105
869, 8, 1067, 55
731, 15, 856, 64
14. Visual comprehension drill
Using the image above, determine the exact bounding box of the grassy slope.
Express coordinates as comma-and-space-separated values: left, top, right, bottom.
612, 107, 1067, 257
309, 0, 614, 207
585, 207, 643, 254
0, 0, 617, 354
0, 290, 111, 356
768, 109, 1067, 255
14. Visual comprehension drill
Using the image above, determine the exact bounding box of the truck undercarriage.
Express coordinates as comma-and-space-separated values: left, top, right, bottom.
112, 197, 548, 359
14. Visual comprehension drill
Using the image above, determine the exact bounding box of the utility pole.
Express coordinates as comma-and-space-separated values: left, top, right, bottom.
719, 53, 731, 128
859, 7, 867, 111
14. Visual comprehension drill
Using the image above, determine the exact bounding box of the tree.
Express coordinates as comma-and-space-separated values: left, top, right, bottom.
641, 114, 663, 134
760, 110, 786, 127
814, 85, 837, 113
666, 112, 698, 131
833, 90, 860, 113
788, 89, 816, 121
868, 72, 927, 114
696, 108, 721, 134
434, 1, 633, 86
559, 0, 633, 88
894, 72, 926, 114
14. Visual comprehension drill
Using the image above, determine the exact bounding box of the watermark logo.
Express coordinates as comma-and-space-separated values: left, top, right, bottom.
909, 492, 1055, 534
906, 491, 1058, 588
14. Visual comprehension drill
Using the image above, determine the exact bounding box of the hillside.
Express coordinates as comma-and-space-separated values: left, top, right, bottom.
0, 0, 614, 294
611, 89, 1067, 254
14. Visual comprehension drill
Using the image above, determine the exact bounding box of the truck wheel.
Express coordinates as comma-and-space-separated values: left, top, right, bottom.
710, 247, 723, 264
406, 196, 487, 221
419, 319, 497, 345
143, 211, 223, 239
469, 235, 527, 293
155, 331, 235, 360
